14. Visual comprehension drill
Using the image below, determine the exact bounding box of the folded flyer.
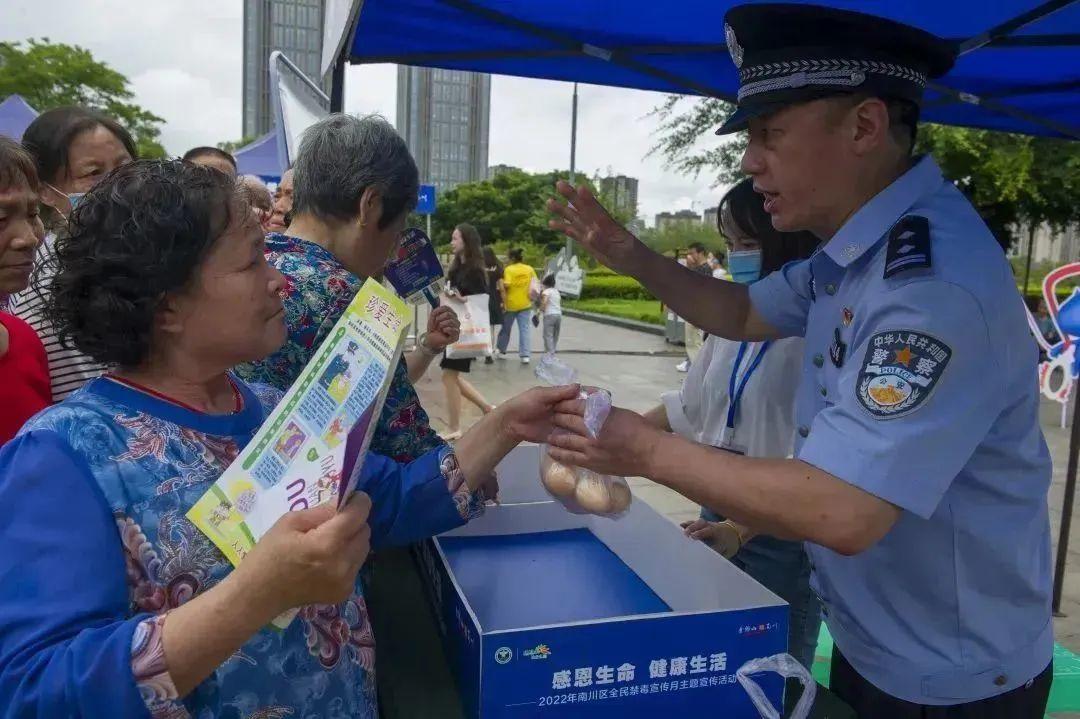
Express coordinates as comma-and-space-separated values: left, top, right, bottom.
188, 278, 409, 569
384, 227, 445, 307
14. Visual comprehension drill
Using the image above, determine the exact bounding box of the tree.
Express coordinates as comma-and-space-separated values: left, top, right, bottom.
649, 94, 1080, 254
428, 169, 602, 247
217, 135, 260, 154
640, 221, 723, 257
0, 38, 166, 158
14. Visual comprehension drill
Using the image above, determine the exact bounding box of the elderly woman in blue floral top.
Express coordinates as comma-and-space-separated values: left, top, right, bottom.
0, 160, 577, 718
236, 114, 454, 465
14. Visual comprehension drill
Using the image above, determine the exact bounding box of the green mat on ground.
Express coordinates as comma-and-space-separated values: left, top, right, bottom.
812, 625, 1080, 714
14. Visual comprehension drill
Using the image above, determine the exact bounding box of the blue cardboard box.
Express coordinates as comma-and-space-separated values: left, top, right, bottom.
416, 446, 788, 718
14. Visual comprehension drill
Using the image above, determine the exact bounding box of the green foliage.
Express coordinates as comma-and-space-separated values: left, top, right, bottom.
429, 169, 602, 247
649, 95, 1080, 253
579, 274, 655, 301
639, 221, 724, 256
0, 39, 166, 159
217, 135, 260, 154
565, 298, 664, 326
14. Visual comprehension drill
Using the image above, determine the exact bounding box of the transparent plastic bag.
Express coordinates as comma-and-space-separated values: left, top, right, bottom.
735, 653, 815, 719
535, 354, 632, 518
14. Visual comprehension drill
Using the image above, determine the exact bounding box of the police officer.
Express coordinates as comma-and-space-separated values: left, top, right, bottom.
546, 4, 1053, 716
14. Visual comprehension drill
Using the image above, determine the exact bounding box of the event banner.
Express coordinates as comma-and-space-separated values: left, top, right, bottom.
188, 278, 409, 568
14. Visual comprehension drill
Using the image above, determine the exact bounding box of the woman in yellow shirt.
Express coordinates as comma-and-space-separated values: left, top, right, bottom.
496, 247, 538, 364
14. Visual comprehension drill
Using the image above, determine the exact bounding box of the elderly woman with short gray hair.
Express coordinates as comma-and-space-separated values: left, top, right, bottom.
237, 114, 456, 465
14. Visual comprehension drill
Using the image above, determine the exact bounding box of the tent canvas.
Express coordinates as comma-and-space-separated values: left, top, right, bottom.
0, 95, 39, 141
342, 0, 1080, 140
234, 131, 283, 183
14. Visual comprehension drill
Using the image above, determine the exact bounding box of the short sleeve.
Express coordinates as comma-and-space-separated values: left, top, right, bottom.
798, 280, 997, 519
0, 430, 163, 717
749, 259, 813, 338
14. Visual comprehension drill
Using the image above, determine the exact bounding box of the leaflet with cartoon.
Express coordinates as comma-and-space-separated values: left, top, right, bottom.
187, 278, 409, 568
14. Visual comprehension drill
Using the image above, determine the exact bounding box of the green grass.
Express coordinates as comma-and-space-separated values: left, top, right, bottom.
565, 298, 664, 326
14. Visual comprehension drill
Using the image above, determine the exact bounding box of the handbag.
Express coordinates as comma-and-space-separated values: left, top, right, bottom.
444, 293, 492, 359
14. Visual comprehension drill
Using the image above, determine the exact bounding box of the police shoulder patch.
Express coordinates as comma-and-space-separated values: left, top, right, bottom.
884, 215, 932, 279
856, 330, 951, 419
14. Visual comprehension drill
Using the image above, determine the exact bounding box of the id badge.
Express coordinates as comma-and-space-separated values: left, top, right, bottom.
718, 433, 747, 457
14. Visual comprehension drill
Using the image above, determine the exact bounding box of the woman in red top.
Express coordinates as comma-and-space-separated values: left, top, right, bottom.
0, 136, 49, 443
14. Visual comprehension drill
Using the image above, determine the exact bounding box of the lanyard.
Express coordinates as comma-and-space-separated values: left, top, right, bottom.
725, 341, 771, 432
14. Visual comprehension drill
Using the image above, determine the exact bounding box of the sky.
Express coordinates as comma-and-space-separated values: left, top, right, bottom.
2, 0, 733, 224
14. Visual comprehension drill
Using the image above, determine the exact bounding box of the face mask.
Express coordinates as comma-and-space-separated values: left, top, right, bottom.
67, 193, 85, 210
727, 249, 762, 284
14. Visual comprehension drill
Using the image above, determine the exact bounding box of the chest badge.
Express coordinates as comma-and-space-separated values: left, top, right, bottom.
856, 330, 952, 419
829, 327, 846, 368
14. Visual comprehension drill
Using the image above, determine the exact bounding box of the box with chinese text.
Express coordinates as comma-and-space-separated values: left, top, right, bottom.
416, 445, 788, 718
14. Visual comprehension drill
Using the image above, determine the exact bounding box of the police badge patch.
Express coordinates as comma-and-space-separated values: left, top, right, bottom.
856, 330, 951, 419
725, 23, 744, 68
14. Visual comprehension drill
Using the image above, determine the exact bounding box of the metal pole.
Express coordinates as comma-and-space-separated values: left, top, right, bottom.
330, 50, 346, 113
567, 82, 579, 258
1052, 385, 1080, 615
1022, 223, 1037, 297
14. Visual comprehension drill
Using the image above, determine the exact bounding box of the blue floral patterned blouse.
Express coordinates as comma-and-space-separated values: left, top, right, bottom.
236, 233, 443, 464
0, 376, 484, 718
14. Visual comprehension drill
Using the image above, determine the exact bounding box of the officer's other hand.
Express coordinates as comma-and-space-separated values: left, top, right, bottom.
547, 182, 648, 276
547, 402, 659, 478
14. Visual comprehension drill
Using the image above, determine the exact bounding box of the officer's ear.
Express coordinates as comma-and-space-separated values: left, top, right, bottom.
848, 96, 892, 157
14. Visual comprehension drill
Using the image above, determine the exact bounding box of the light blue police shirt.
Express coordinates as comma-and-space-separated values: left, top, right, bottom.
749, 156, 1052, 704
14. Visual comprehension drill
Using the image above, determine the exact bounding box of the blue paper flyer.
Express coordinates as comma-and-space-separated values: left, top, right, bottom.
385, 227, 444, 307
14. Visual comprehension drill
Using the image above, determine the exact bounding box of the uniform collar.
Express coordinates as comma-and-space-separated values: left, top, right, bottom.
822, 155, 944, 268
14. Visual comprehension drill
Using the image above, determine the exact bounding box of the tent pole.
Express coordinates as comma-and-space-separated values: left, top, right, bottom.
568, 82, 578, 258
1023, 223, 1037, 296
330, 50, 346, 113
1053, 383, 1080, 615
959, 0, 1077, 54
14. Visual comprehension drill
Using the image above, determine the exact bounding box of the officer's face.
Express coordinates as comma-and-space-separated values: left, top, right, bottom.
740, 100, 854, 238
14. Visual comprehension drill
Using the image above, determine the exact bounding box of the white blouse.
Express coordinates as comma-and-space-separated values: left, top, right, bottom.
661, 334, 804, 459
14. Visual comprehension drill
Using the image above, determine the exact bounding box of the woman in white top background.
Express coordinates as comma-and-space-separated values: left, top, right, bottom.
644, 177, 821, 669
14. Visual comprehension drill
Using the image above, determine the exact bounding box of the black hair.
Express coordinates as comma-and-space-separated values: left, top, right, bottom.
482, 245, 502, 274
0, 135, 39, 192
183, 146, 238, 171
718, 178, 819, 275
543, 274, 556, 288
46, 160, 242, 368
687, 242, 707, 254
508, 247, 524, 263
21, 106, 137, 185
451, 223, 485, 276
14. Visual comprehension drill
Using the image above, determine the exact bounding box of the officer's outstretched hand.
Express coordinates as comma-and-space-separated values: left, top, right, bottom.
547, 399, 661, 478
547, 181, 648, 276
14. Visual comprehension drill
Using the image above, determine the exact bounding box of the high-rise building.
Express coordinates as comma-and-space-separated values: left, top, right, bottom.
243, 0, 330, 139
396, 67, 491, 190
702, 206, 719, 230
655, 209, 702, 231
599, 175, 639, 218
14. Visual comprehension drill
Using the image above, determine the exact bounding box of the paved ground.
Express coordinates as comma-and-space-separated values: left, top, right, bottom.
411, 310, 1080, 661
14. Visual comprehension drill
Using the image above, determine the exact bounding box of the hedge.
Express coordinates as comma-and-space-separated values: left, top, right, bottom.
579, 274, 655, 301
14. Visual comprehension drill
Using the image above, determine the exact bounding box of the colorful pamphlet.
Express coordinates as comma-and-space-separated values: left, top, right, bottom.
188, 278, 409, 568
384, 227, 445, 307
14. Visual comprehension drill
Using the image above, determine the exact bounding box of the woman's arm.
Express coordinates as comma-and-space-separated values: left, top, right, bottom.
355, 385, 581, 547
539, 291, 549, 313
0, 431, 373, 715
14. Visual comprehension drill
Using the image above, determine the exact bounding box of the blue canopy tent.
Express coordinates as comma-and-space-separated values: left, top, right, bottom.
0, 95, 39, 141
234, 130, 284, 184
333, 0, 1080, 139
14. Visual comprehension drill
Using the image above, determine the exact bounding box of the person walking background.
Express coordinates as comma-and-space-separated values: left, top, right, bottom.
496, 247, 537, 364
482, 245, 504, 365
440, 224, 496, 440
539, 274, 563, 355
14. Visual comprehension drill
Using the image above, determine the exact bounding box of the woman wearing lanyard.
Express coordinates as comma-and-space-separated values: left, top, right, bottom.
643, 178, 821, 669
